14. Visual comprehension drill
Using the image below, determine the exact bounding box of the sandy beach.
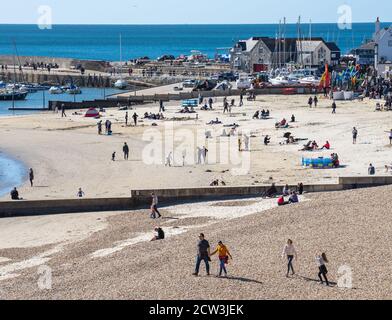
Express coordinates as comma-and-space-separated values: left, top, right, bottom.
0, 93, 391, 201
0, 93, 392, 299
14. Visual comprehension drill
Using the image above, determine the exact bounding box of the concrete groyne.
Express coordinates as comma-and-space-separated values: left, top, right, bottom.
1, 176, 391, 218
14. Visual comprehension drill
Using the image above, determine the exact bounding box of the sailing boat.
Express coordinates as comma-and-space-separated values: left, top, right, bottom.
114, 34, 128, 90
0, 41, 28, 101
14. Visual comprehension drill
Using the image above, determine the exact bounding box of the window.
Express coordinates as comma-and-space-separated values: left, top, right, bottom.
318, 47, 326, 60
259, 47, 264, 54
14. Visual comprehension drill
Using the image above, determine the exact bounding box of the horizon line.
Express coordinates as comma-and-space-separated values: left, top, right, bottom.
0, 21, 391, 26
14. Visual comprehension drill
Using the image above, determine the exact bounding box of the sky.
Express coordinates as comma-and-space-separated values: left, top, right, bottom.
0, 0, 391, 24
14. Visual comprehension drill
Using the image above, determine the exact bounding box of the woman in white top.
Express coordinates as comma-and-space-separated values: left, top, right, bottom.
282, 239, 297, 277
316, 253, 330, 286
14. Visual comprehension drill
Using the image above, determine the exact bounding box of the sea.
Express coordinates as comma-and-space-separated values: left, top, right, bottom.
0, 23, 390, 62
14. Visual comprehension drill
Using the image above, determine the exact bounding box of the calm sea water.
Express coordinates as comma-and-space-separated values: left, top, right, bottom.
0, 23, 390, 61
0, 87, 122, 116
0, 152, 26, 198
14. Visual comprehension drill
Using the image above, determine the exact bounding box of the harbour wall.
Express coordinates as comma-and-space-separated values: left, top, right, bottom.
49, 86, 321, 110
0, 71, 113, 88
0, 176, 391, 218
0, 55, 110, 72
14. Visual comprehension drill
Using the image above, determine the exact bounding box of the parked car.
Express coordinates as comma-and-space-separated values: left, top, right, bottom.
218, 72, 238, 82
157, 55, 175, 62
183, 79, 196, 88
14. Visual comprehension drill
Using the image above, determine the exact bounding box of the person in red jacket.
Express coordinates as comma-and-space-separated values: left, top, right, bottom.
278, 195, 289, 206
320, 141, 331, 150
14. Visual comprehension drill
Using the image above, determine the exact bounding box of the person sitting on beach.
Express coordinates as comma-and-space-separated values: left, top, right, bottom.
210, 179, 219, 186
252, 111, 260, 120
376, 103, 382, 111
264, 135, 271, 146
301, 141, 313, 151
263, 183, 277, 198
278, 195, 289, 206
207, 118, 222, 125
266, 110, 270, 117
311, 140, 319, 150
201, 103, 209, 111
368, 163, 376, 176
291, 114, 296, 123
289, 191, 299, 204
331, 153, 340, 168
282, 184, 290, 196
10, 187, 21, 200
261, 109, 266, 118
151, 227, 165, 242
320, 141, 331, 150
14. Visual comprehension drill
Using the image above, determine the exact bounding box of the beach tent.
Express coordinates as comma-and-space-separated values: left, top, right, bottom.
85, 107, 100, 118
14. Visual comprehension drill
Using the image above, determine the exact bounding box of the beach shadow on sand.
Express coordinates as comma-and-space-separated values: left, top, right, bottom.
298, 275, 361, 290
220, 276, 263, 285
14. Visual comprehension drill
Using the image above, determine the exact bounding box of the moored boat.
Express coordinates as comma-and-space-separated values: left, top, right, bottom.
0, 89, 28, 101
49, 86, 64, 94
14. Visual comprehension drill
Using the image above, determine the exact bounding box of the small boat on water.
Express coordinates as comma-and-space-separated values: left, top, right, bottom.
63, 84, 82, 94
49, 86, 64, 94
114, 79, 128, 90
0, 89, 28, 101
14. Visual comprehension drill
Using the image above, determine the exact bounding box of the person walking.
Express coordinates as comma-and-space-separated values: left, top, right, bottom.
316, 253, 330, 286
125, 112, 129, 126
223, 101, 229, 113
76, 188, 85, 198
332, 101, 337, 114
123, 142, 129, 160
239, 92, 244, 107
202, 146, 208, 164
97, 121, 102, 135
352, 127, 358, 144
193, 233, 211, 276
159, 100, 164, 112
165, 152, 173, 167
282, 239, 297, 277
112, 152, 116, 161
308, 97, 313, 108
314, 96, 318, 107
150, 192, 162, 219
132, 112, 139, 126
61, 104, 67, 118
29, 168, 34, 187
208, 97, 213, 110
211, 241, 233, 278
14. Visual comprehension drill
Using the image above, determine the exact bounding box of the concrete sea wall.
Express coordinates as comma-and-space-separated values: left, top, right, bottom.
0, 176, 391, 218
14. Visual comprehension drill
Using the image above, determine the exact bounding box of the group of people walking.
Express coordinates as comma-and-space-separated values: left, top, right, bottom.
190, 234, 331, 286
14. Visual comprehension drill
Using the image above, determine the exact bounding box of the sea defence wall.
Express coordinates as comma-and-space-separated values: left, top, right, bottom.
49, 85, 320, 110
1, 176, 392, 218
0, 55, 110, 72
0, 71, 112, 88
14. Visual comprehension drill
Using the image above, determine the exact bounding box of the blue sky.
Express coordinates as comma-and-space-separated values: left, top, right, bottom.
1, 0, 391, 24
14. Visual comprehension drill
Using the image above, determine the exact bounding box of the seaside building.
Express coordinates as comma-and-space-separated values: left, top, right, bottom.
351, 18, 392, 77
230, 37, 340, 73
